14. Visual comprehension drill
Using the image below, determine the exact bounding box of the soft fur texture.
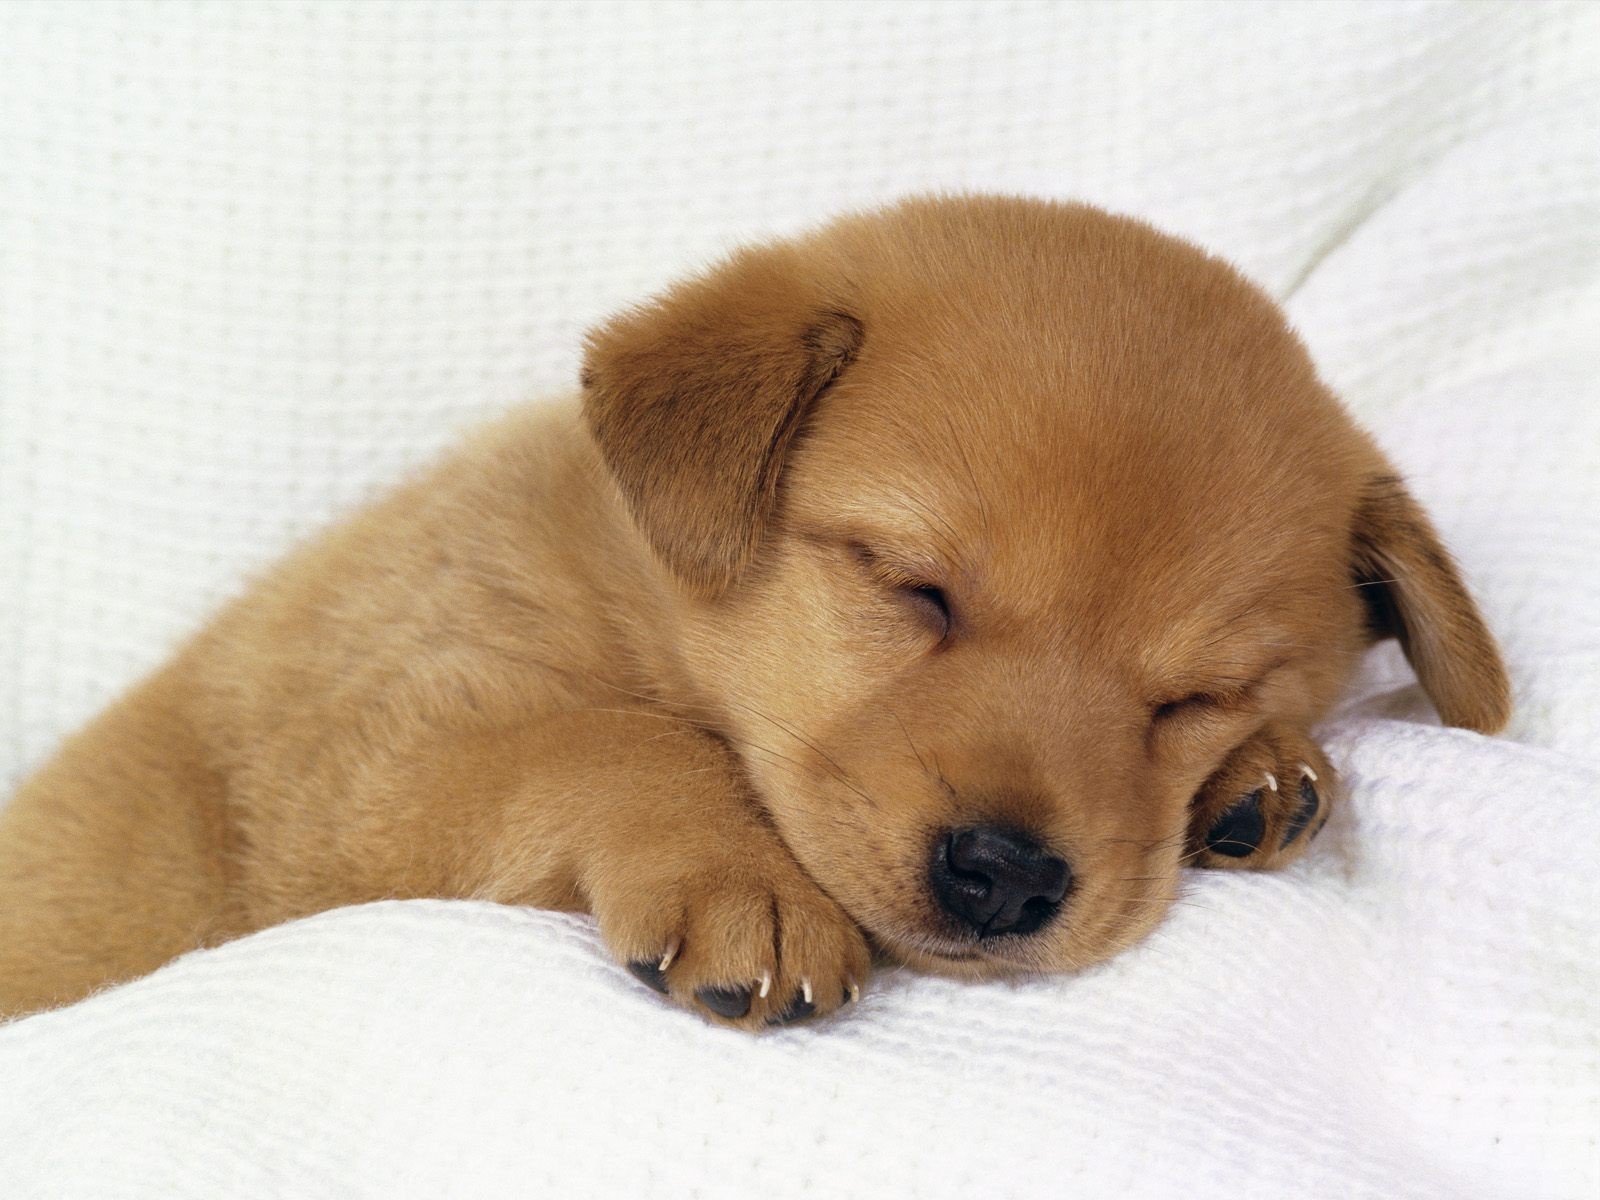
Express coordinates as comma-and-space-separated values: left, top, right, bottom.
0, 196, 1508, 1027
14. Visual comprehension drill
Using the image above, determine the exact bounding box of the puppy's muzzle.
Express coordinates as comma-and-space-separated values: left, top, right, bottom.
929, 825, 1071, 938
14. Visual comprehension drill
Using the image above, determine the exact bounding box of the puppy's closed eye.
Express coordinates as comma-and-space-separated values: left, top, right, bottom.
899, 583, 952, 639
1146, 685, 1260, 761
1150, 692, 1224, 726
1150, 655, 1289, 732
848, 542, 954, 641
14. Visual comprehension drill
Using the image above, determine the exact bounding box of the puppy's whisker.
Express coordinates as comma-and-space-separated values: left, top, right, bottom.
927, 752, 958, 801
1110, 897, 1207, 917
564, 701, 835, 794
892, 711, 931, 777
727, 700, 888, 812
1177, 844, 1221, 866
1094, 833, 1185, 848
1093, 832, 1189, 857
733, 743, 827, 782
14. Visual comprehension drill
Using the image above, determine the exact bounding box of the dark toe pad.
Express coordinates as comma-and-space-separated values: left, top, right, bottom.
627, 958, 670, 995
696, 984, 753, 1019
1206, 791, 1266, 857
768, 992, 817, 1025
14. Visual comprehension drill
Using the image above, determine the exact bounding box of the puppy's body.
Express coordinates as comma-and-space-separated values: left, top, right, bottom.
0, 197, 1508, 1024
0, 405, 686, 1007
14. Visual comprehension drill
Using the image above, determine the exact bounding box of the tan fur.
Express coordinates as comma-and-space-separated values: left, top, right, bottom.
0, 196, 1509, 1026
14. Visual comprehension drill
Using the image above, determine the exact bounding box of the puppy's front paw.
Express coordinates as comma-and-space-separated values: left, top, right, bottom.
590, 843, 870, 1030
1188, 724, 1333, 870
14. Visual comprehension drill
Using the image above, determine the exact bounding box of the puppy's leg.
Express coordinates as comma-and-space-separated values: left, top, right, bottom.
0, 665, 232, 1018
361, 708, 871, 1030
0, 695, 867, 1028
1186, 723, 1334, 870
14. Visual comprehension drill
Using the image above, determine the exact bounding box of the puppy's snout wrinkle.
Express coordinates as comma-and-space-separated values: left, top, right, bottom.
930, 826, 1071, 938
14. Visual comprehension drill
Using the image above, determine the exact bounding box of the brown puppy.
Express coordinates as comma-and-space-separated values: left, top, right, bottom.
0, 196, 1509, 1027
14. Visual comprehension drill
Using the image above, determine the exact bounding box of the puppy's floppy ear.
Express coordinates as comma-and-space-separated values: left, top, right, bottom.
581, 244, 861, 595
1350, 474, 1510, 733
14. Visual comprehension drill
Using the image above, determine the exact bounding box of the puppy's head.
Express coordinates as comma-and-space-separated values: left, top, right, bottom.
582, 196, 1509, 976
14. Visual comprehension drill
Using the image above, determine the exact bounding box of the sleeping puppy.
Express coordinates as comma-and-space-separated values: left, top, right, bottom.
0, 195, 1509, 1027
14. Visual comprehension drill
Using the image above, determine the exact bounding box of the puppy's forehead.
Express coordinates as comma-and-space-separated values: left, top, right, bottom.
794, 202, 1364, 641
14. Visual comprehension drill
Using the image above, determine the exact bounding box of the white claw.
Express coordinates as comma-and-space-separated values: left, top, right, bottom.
847, 979, 861, 1004
658, 938, 680, 971
801, 978, 813, 1005
1264, 771, 1279, 793
1299, 763, 1319, 783
758, 971, 772, 999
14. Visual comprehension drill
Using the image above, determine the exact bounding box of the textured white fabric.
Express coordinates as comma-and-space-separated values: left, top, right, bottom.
2, 2, 1598, 1197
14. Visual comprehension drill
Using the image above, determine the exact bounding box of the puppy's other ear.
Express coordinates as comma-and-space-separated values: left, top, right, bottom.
1350, 474, 1510, 733
581, 245, 860, 595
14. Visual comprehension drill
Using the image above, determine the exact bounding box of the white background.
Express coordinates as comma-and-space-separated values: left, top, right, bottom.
1, 3, 1597, 1198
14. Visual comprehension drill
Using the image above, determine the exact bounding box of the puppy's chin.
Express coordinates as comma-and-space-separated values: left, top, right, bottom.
870, 889, 1179, 980
870, 930, 1060, 980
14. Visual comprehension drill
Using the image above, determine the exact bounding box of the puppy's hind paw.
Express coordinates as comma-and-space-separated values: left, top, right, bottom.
1188, 725, 1332, 870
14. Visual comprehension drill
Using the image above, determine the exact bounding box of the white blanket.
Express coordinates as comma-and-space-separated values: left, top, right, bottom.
2, 3, 1597, 1197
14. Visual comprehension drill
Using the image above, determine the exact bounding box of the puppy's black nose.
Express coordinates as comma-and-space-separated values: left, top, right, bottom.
930, 826, 1071, 937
